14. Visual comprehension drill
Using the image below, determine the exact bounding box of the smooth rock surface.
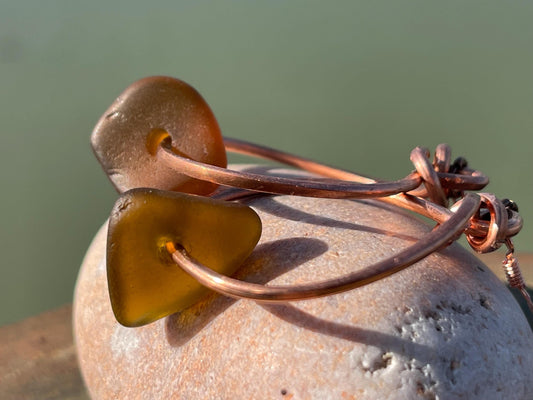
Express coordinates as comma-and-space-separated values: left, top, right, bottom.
74, 167, 533, 400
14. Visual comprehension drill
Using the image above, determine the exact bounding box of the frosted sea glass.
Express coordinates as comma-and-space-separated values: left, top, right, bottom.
91, 76, 227, 195
107, 188, 262, 327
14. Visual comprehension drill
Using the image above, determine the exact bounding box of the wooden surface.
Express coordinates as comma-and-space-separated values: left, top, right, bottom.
0, 253, 531, 400
0, 304, 89, 400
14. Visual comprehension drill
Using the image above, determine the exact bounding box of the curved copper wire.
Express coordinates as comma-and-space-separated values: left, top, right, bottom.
158, 137, 519, 245
131, 136, 529, 313
159, 143, 422, 199
90, 76, 531, 323
466, 193, 508, 253
168, 193, 480, 301
158, 138, 488, 200
434, 143, 452, 174
224, 137, 376, 183
155, 138, 526, 305
410, 146, 447, 207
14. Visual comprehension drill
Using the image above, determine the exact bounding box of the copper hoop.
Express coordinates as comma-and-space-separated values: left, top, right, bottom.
159, 141, 422, 199
90, 76, 532, 322
466, 193, 508, 253
168, 194, 479, 302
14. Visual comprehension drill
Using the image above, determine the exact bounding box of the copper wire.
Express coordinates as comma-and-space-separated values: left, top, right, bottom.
159, 142, 422, 199
156, 138, 529, 307
158, 138, 520, 245
410, 146, 448, 207
90, 76, 531, 322
169, 193, 479, 302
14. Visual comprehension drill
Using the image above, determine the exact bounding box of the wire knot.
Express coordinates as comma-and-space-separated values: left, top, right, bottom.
409, 144, 489, 207
408, 144, 522, 254
465, 193, 522, 253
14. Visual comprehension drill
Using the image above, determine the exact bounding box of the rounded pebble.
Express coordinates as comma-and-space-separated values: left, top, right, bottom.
74, 166, 533, 400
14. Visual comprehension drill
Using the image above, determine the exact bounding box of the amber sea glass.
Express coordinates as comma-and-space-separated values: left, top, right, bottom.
91, 76, 227, 195
107, 188, 262, 327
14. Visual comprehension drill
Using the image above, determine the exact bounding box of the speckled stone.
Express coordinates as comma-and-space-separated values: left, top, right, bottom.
74, 167, 533, 400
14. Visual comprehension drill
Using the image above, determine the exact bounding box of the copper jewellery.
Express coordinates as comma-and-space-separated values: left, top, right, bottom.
91, 76, 532, 327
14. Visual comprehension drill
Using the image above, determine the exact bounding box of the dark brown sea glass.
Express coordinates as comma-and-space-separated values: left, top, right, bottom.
107, 188, 262, 327
91, 76, 227, 195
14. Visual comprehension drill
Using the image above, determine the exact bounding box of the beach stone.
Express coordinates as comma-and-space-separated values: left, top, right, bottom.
74, 167, 533, 400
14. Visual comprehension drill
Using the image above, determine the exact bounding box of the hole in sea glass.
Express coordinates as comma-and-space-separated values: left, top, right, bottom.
156, 237, 179, 266
146, 128, 172, 156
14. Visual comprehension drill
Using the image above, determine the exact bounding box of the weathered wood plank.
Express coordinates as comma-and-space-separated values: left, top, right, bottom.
0, 304, 89, 400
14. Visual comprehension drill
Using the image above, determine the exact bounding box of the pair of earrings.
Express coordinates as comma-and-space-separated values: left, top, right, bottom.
91, 76, 526, 327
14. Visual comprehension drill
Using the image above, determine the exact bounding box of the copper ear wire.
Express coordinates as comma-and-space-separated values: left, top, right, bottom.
158, 137, 490, 199
168, 193, 480, 302
157, 137, 522, 245
158, 138, 422, 198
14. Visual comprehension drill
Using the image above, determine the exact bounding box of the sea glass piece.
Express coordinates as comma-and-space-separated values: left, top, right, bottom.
107, 188, 262, 327
91, 76, 227, 195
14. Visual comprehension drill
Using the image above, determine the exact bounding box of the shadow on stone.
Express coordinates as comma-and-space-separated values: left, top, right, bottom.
509, 286, 533, 330
252, 196, 419, 242
262, 303, 435, 364
165, 237, 328, 347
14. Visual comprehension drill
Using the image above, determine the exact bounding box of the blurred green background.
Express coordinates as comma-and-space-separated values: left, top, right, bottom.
1, 1, 532, 326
